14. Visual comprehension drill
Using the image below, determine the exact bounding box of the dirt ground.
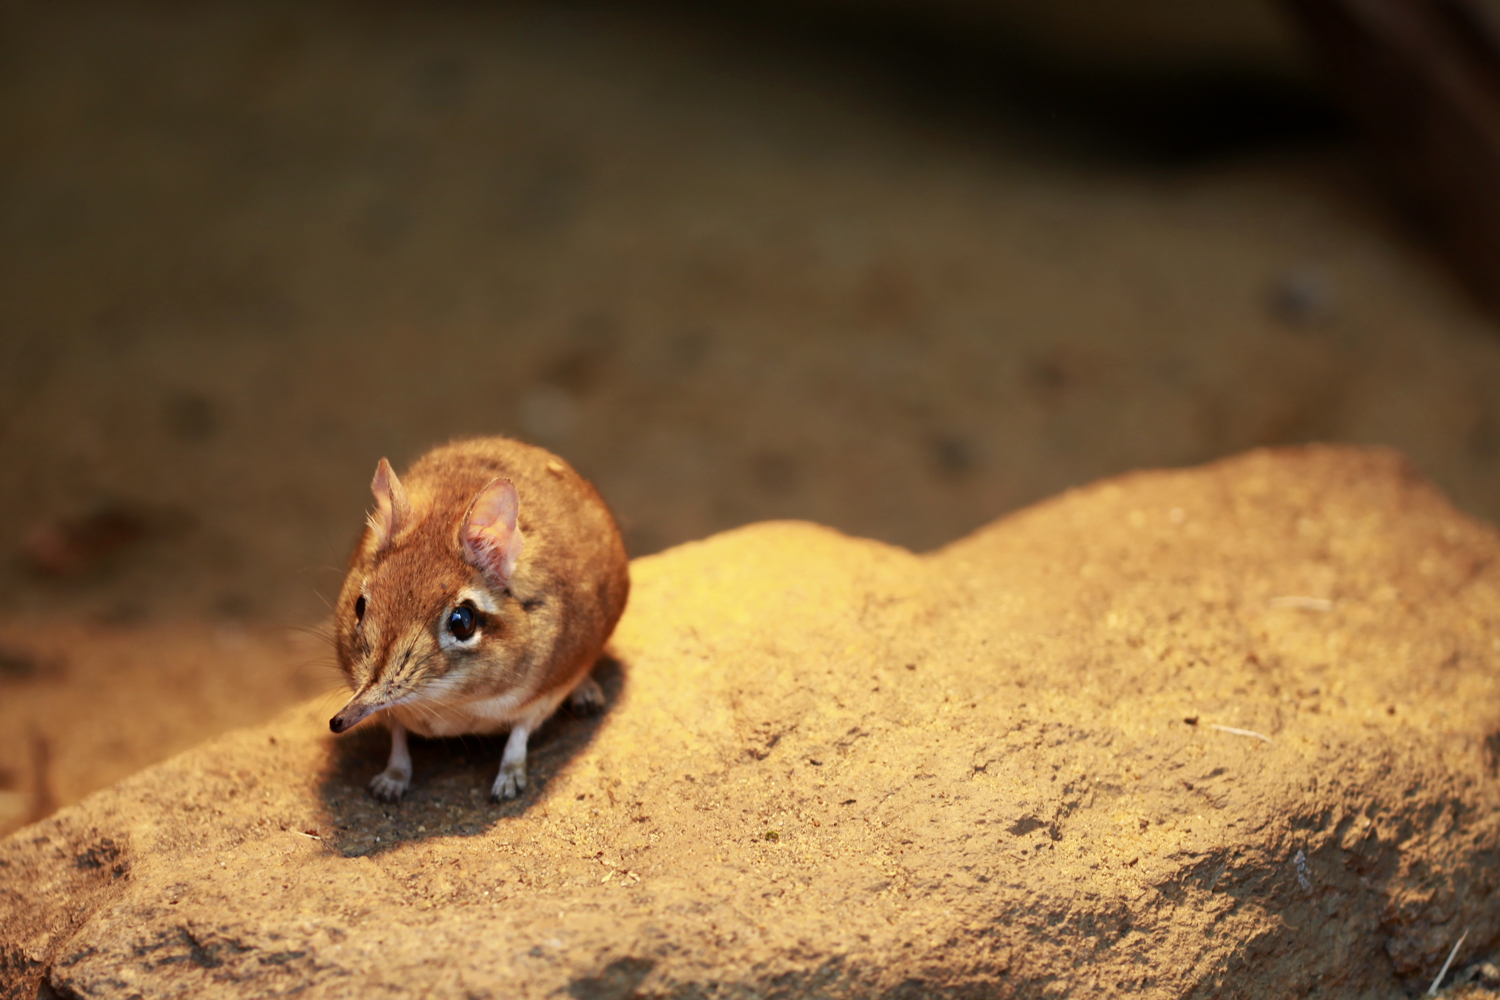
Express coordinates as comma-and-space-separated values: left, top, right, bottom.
4, 0, 1500, 845
6, 447, 1500, 999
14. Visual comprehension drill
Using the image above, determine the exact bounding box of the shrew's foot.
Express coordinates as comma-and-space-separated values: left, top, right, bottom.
369, 767, 410, 802
491, 759, 526, 801
568, 676, 605, 714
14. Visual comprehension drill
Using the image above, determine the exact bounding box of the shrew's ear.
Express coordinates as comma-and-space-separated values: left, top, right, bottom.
368, 457, 411, 552
461, 477, 524, 587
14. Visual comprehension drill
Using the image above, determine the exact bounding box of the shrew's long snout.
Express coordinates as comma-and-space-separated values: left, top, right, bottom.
329, 688, 384, 734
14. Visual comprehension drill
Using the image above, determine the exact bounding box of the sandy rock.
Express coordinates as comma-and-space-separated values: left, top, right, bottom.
4, 446, 1500, 999
0, 623, 330, 840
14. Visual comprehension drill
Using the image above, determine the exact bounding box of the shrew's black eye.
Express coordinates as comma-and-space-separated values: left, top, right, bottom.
354, 596, 366, 622
447, 604, 478, 641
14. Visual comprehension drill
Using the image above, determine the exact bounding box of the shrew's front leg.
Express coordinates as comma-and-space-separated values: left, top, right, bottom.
369, 721, 412, 801
492, 724, 529, 801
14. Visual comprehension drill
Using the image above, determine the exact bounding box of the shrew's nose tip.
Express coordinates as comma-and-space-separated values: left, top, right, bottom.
329, 715, 347, 734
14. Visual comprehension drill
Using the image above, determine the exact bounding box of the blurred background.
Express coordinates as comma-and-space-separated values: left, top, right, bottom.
5, 0, 1500, 831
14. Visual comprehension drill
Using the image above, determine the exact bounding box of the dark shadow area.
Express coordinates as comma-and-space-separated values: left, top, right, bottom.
638, 0, 1347, 166
567, 956, 657, 1000
317, 656, 625, 857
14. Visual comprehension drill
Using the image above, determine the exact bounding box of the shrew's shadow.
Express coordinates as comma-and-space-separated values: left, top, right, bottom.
317, 656, 623, 857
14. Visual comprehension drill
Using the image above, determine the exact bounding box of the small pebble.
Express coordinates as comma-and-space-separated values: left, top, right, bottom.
1269, 267, 1337, 327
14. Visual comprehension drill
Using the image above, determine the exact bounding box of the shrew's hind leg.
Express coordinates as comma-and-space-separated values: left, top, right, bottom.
568, 674, 605, 714
492, 724, 529, 801
369, 722, 412, 801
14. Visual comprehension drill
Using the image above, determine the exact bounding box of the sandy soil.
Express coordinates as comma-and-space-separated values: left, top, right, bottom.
3, 0, 1500, 848
5, 447, 1500, 999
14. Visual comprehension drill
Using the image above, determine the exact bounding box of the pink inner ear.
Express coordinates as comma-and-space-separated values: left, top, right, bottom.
368, 457, 410, 551
462, 478, 524, 585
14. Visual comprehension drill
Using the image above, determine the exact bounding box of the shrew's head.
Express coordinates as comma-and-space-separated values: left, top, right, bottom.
329, 458, 529, 734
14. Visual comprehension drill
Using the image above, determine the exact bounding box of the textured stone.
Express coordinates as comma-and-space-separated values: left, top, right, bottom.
3, 446, 1500, 999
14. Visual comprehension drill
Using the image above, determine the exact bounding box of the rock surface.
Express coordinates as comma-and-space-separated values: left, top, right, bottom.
4, 446, 1500, 999
0, 623, 329, 839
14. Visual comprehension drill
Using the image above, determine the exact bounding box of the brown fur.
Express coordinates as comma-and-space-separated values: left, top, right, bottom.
328, 437, 628, 796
